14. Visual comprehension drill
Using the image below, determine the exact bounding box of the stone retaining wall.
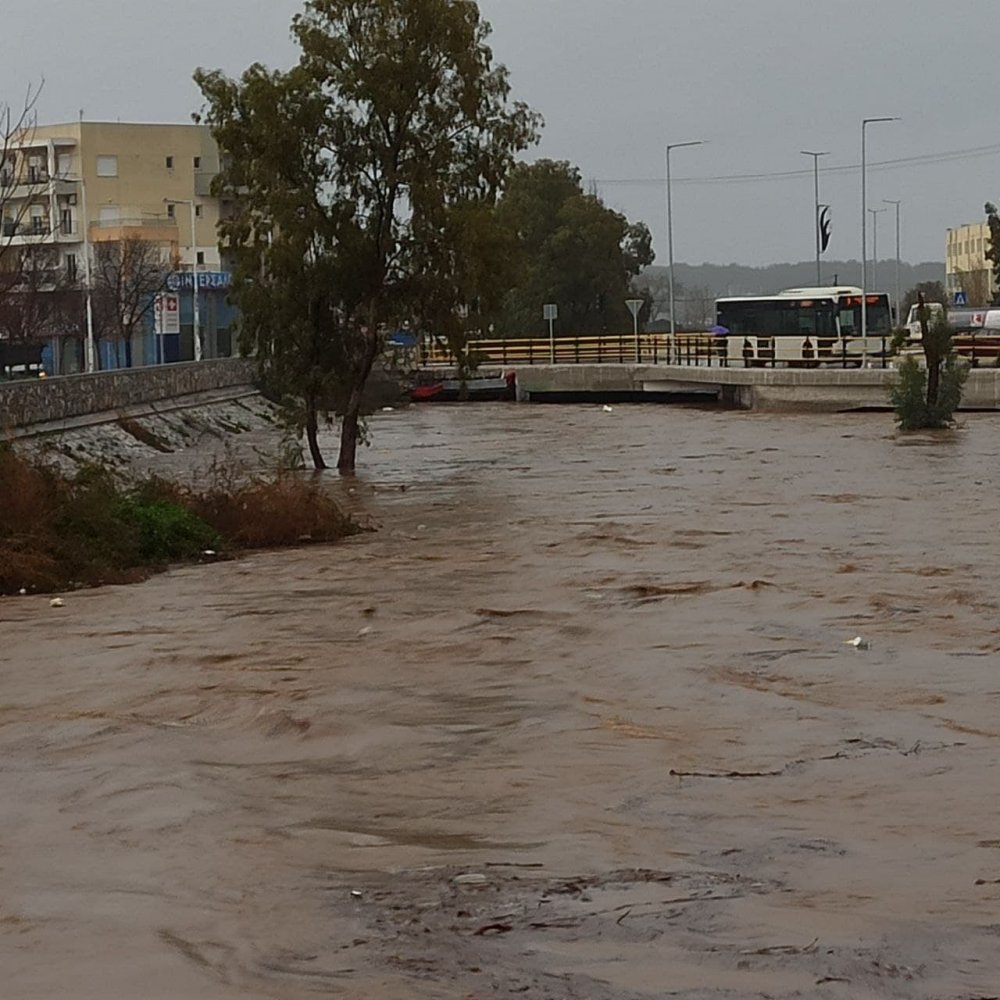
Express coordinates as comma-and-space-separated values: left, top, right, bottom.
0, 359, 258, 429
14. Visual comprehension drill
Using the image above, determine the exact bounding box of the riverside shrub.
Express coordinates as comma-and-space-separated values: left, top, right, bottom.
0, 447, 359, 595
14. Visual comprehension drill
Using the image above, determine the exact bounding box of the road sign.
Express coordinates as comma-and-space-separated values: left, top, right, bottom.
954, 290, 968, 305
154, 292, 180, 335
625, 299, 644, 318
543, 303, 558, 321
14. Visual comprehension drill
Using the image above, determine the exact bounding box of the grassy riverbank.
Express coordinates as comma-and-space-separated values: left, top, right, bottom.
0, 446, 361, 595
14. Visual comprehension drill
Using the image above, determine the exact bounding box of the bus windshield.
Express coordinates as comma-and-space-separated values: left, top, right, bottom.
837, 294, 891, 335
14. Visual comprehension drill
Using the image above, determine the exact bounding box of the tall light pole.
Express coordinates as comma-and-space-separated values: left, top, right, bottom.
801, 150, 829, 285
868, 207, 886, 292
861, 117, 899, 343
164, 197, 201, 361
883, 199, 901, 325
666, 140, 703, 360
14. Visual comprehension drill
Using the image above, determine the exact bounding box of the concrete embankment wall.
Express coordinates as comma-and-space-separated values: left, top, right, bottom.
514, 363, 1000, 412
1, 359, 258, 430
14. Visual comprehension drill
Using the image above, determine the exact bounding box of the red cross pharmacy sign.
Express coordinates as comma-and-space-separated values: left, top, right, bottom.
154, 293, 180, 335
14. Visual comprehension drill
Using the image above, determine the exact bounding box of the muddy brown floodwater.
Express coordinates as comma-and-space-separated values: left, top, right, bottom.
4, 403, 1000, 999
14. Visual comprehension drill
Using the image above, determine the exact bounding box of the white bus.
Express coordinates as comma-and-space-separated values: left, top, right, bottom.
715, 286, 893, 366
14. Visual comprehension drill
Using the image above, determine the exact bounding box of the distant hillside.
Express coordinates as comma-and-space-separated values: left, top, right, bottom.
636, 260, 944, 298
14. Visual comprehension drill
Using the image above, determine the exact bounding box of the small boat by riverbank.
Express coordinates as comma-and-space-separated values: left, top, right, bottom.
410, 382, 444, 402
410, 371, 516, 403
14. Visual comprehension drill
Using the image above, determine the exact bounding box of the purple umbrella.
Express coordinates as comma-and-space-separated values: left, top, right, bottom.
708, 325, 729, 336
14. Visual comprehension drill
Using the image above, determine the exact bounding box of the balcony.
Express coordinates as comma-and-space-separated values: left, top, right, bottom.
2, 219, 51, 240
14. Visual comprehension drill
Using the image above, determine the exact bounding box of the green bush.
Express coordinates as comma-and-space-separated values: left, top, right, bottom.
890, 355, 968, 430
117, 497, 220, 563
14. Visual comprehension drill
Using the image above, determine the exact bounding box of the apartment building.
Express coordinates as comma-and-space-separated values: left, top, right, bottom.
1, 121, 231, 370
945, 221, 993, 306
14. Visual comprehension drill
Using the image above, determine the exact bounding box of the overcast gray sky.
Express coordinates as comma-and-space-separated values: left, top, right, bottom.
3, 0, 994, 269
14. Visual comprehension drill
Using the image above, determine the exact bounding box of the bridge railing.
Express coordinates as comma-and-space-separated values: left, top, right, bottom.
420, 333, 724, 367
418, 333, 912, 370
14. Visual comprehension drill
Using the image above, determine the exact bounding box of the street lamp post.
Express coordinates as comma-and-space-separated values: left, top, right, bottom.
801, 150, 829, 286
883, 199, 901, 325
164, 197, 201, 362
666, 140, 703, 361
861, 117, 899, 346
868, 207, 886, 292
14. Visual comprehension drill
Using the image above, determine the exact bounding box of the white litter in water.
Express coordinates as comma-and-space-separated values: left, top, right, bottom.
49, 597, 64, 608
381, 407, 395, 412
358, 626, 373, 638
844, 636, 870, 650
602, 405, 614, 413
202, 550, 217, 557
18, 588, 26, 596
453, 873, 488, 885
350, 890, 363, 899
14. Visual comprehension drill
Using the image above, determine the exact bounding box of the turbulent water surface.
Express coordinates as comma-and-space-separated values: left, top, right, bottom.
4, 403, 1000, 999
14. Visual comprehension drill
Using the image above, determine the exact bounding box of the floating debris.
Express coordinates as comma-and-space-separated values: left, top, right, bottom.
844, 636, 870, 650
453, 873, 488, 885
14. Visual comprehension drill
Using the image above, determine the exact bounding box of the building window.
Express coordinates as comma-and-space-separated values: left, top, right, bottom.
196, 251, 205, 265
195, 204, 203, 218
193, 156, 201, 169
66, 254, 78, 281
166, 155, 174, 169
96, 155, 118, 177
166, 203, 175, 219
61, 208, 73, 235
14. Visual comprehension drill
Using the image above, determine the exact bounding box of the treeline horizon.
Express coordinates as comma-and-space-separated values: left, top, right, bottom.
638, 259, 945, 298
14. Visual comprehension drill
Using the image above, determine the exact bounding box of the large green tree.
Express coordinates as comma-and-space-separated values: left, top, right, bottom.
493, 160, 654, 337
196, 0, 540, 472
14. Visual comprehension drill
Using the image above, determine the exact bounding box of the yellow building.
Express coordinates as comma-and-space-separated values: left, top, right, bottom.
1, 121, 225, 368
945, 221, 993, 306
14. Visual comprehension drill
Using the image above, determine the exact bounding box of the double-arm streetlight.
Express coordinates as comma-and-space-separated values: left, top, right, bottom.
665, 140, 703, 358
883, 199, 902, 325
164, 197, 201, 361
860, 116, 899, 342
801, 150, 829, 285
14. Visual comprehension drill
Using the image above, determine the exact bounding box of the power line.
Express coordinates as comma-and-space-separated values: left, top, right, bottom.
592, 143, 1000, 188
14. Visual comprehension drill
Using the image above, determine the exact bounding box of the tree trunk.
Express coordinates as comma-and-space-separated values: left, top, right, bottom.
337, 401, 361, 475
926, 355, 940, 408
336, 314, 381, 475
305, 392, 327, 470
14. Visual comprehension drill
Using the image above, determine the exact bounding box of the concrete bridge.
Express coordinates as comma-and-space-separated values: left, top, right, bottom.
511, 362, 1000, 410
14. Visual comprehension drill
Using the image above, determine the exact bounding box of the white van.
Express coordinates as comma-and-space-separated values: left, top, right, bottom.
904, 302, 945, 340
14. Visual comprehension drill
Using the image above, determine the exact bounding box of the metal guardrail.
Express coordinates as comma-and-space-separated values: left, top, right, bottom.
418, 333, 901, 369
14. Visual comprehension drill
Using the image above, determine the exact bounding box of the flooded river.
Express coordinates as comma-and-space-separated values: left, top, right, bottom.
4, 403, 1000, 998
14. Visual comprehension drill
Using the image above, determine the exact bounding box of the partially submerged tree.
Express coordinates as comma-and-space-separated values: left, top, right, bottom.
91, 236, 170, 368
984, 202, 1000, 306
889, 293, 967, 430
493, 159, 654, 336
196, 0, 540, 472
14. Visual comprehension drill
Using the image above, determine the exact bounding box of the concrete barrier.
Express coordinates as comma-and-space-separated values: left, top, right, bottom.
514, 363, 1000, 412
1, 359, 258, 429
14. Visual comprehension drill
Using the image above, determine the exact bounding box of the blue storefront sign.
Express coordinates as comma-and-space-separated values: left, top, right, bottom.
167, 271, 232, 291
